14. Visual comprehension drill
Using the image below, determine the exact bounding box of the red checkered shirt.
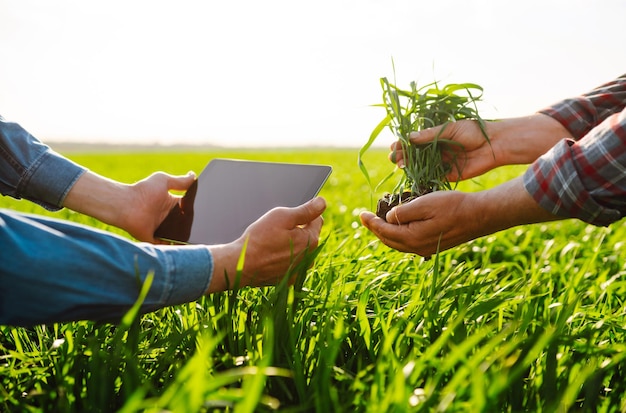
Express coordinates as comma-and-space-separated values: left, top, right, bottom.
523, 74, 626, 226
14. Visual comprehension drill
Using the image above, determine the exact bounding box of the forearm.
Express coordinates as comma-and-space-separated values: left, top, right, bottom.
62, 170, 134, 231
494, 75, 626, 226
62, 170, 198, 242
488, 114, 574, 166
359, 177, 562, 256
485, 74, 626, 167
473, 176, 561, 237
0, 210, 213, 327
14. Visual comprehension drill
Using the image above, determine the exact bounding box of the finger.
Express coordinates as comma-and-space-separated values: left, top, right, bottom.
387, 205, 401, 225
359, 212, 413, 252
389, 150, 397, 164
361, 211, 401, 238
284, 197, 327, 228
359, 211, 377, 228
303, 215, 324, 236
386, 198, 428, 225
389, 140, 403, 151
388, 149, 406, 168
300, 216, 323, 249
388, 141, 403, 162
409, 126, 441, 144
166, 171, 196, 191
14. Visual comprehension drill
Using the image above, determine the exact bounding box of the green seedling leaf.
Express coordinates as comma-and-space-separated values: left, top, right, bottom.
361, 64, 491, 205
358, 114, 391, 189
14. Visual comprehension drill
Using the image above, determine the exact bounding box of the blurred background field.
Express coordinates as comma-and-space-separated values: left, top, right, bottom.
2, 148, 626, 412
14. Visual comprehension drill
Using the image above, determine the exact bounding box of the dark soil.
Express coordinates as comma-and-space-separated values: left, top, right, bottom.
376, 191, 418, 221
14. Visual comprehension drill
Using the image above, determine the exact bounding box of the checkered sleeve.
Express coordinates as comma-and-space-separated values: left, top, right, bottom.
523, 108, 626, 226
538, 74, 626, 140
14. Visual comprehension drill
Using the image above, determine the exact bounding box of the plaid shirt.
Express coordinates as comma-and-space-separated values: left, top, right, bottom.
523, 74, 626, 226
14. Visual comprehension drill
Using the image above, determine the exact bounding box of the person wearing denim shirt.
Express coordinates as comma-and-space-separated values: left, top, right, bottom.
0, 116, 326, 327
361, 74, 626, 256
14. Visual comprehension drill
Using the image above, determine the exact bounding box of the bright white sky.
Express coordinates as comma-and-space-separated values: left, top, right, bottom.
1, 0, 625, 147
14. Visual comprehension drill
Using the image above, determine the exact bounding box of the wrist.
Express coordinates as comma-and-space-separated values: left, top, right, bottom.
489, 114, 573, 166
63, 171, 132, 229
477, 177, 561, 234
205, 242, 242, 293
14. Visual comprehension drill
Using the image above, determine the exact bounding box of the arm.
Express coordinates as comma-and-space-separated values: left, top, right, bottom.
207, 197, 326, 292
523, 108, 626, 226
0, 116, 87, 210
540, 74, 626, 139
1, 116, 327, 326
392, 73, 626, 181
0, 209, 213, 326
522, 74, 626, 226
0, 197, 326, 327
398, 114, 573, 181
63, 170, 196, 242
364, 77, 626, 255
0, 116, 197, 242
360, 177, 560, 256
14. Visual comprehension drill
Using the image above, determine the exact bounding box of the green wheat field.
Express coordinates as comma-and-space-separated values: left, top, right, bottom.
2, 148, 626, 412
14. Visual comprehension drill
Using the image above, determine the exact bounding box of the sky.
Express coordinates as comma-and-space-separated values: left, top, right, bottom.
1, 0, 625, 148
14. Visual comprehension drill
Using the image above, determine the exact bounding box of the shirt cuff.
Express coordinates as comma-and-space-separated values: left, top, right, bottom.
151, 244, 214, 306
522, 139, 621, 226
538, 99, 598, 141
19, 149, 87, 210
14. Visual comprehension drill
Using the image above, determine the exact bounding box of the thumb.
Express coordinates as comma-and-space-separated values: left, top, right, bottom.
409, 125, 442, 145
167, 171, 196, 191
386, 201, 420, 225
359, 210, 377, 229
287, 197, 326, 227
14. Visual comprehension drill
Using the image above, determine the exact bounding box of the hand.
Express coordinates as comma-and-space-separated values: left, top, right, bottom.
360, 178, 560, 256
394, 119, 498, 182
63, 170, 196, 243
122, 171, 197, 242
207, 197, 326, 292
390, 114, 573, 181
361, 190, 483, 256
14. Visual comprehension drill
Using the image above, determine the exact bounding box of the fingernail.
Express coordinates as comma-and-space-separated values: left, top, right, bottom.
310, 196, 325, 209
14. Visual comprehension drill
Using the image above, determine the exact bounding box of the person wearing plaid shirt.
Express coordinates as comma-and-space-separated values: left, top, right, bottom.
361, 74, 626, 257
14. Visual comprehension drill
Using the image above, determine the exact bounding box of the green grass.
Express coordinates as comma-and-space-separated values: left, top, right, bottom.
2, 149, 626, 412
359, 77, 488, 198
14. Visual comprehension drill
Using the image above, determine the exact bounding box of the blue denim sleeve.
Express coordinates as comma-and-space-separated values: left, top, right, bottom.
0, 209, 214, 327
0, 116, 87, 210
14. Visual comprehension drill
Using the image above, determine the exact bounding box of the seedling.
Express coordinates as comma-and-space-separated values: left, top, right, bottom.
359, 72, 489, 219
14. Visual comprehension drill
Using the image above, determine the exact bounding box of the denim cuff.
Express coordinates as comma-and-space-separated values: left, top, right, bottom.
153, 244, 214, 306
19, 149, 87, 211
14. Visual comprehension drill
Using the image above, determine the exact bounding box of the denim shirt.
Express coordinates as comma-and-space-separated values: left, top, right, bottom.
0, 116, 213, 327
0, 115, 86, 209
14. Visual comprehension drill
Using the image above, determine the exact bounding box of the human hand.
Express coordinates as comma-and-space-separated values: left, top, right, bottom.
390, 114, 573, 182
122, 171, 197, 242
63, 170, 196, 243
361, 190, 484, 256
207, 197, 326, 292
360, 177, 560, 256
390, 119, 498, 182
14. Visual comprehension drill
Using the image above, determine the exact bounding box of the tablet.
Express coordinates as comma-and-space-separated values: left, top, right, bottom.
154, 158, 332, 245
